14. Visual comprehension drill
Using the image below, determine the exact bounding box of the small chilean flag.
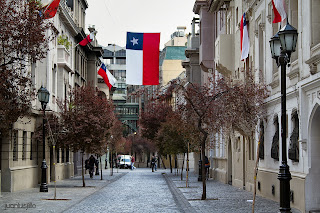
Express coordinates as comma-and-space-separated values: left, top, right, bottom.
79, 32, 94, 46
126, 32, 160, 85
272, 0, 287, 23
97, 63, 116, 90
240, 13, 249, 61
42, 0, 61, 19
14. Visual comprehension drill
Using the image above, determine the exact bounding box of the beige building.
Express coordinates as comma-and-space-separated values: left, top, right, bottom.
0, 0, 102, 192
160, 27, 188, 86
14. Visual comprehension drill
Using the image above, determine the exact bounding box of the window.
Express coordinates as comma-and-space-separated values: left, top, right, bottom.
66, 147, 70, 163
113, 70, 126, 79
311, 0, 320, 46
30, 133, 34, 160
62, 148, 65, 163
22, 131, 27, 160
290, 0, 298, 61
116, 83, 126, 89
236, 7, 238, 26
52, 64, 56, 93
289, 111, 299, 162
116, 58, 126, 64
12, 130, 18, 161
259, 26, 264, 80
259, 121, 264, 159
56, 146, 60, 163
271, 116, 279, 161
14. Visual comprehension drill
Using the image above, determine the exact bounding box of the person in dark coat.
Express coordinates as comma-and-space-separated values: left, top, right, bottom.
151, 156, 156, 172
88, 155, 96, 178
204, 156, 210, 180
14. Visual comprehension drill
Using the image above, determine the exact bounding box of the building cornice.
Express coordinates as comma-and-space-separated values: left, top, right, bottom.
185, 48, 199, 58
208, 0, 231, 13
193, 0, 209, 14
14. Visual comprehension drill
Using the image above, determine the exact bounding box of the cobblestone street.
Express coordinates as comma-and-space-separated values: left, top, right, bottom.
65, 168, 180, 213
0, 168, 301, 213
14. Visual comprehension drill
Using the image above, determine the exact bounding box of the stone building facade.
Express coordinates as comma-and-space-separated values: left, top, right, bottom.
190, 0, 320, 212
0, 0, 102, 192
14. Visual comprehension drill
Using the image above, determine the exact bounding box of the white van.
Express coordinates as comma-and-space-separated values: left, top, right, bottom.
119, 155, 131, 169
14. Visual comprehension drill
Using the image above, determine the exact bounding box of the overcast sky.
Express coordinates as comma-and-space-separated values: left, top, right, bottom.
85, 0, 197, 49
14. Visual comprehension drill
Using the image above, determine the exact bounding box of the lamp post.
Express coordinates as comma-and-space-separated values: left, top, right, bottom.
269, 23, 298, 213
38, 86, 50, 192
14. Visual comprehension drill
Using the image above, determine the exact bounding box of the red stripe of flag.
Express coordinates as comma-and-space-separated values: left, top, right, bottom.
272, 0, 282, 23
43, 0, 61, 19
79, 34, 93, 46
142, 33, 160, 85
240, 15, 243, 54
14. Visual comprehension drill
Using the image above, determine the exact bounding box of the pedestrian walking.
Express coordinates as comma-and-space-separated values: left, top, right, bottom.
151, 156, 156, 172
95, 158, 99, 175
130, 155, 135, 170
154, 156, 158, 171
88, 155, 96, 178
204, 156, 210, 180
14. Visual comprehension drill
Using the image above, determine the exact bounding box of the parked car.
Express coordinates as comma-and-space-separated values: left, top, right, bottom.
119, 155, 131, 169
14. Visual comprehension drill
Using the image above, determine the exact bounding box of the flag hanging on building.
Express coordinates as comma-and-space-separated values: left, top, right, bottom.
97, 63, 117, 90
272, 0, 287, 23
79, 32, 95, 46
126, 32, 160, 85
41, 0, 61, 19
240, 13, 249, 61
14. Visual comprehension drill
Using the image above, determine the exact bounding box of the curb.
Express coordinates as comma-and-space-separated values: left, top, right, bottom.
162, 173, 196, 213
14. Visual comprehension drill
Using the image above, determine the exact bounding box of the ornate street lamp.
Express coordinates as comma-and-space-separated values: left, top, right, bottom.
269, 32, 281, 60
38, 86, 50, 192
269, 22, 298, 213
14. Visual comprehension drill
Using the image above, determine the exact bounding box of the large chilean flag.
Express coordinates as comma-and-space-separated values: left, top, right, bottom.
126, 32, 160, 85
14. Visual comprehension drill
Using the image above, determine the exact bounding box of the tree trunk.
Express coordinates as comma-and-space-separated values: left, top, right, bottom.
100, 156, 103, 180
175, 155, 178, 175
110, 150, 113, 176
160, 155, 166, 169
253, 133, 261, 213
81, 152, 85, 187
201, 133, 207, 200
186, 143, 189, 188
169, 155, 172, 173
181, 153, 185, 181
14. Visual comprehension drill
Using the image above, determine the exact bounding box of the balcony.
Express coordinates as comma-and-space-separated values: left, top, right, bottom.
57, 45, 72, 72
215, 34, 234, 76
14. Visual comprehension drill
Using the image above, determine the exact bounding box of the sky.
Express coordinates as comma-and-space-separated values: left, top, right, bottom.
85, 0, 197, 49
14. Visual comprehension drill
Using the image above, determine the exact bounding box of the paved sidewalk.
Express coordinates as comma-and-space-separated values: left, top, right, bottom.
164, 169, 302, 213
0, 168, 126, 213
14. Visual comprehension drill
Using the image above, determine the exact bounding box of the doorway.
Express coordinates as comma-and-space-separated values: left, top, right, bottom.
306, 104, 320, 211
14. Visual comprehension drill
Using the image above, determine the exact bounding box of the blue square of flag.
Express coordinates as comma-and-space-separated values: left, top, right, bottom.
126, 32, 143, 50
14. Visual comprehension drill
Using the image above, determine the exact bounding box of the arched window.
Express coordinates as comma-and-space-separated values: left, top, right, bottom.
259, 121, 265, 159
271, 116, 279, 161
289, 110, 299, 162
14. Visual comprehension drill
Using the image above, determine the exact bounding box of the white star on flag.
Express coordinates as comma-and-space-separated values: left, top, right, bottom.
131, 37, 139, 46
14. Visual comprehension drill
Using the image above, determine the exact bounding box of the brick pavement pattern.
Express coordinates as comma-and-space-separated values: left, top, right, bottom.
165, 170, 301, 213
65, 168, 181, 213
0, 169, 125, 213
